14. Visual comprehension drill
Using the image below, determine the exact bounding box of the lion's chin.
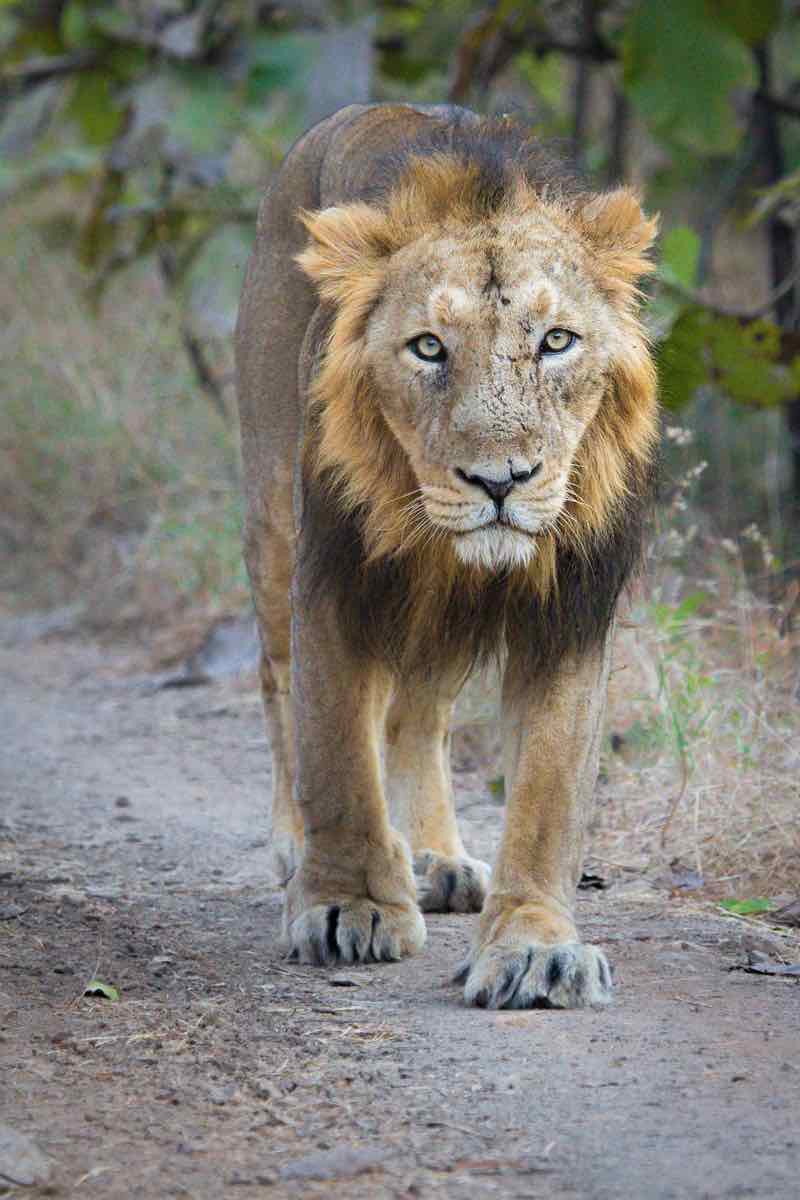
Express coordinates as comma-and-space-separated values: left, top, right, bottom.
451, 525, 536, 573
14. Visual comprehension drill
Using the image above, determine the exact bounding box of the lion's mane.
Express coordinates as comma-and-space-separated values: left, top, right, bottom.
296, 116, 659, 685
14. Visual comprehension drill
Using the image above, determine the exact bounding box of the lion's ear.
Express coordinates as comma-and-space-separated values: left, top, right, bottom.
575, 189, 659, 286
295, 203, 391, 303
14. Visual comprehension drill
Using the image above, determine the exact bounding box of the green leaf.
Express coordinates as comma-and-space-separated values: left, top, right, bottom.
705, 0, 782, 45
516, 51, 568, 113
90, 6, 139, 40
660, 226, 700, 290
719, 898, 773, 915
84, 979, 119, 1000
60, 1, 91, 49
67, 71, 123, 145
709, 317, 792, 406
623, 0, 755, 154
656, 306, 711, 409
749, 169, 800, 227
247, 32, 318, 104
658, 306, 792, 410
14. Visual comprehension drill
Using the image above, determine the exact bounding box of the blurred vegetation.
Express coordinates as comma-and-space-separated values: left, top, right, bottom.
2, 0, 800, 620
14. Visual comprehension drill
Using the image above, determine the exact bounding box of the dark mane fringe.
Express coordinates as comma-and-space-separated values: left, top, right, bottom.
299, 451, 656, 688
362, 107, 586, 215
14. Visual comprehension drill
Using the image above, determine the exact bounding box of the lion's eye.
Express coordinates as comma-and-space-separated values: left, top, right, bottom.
540, 328, 576, 355
408, 333, 447, 363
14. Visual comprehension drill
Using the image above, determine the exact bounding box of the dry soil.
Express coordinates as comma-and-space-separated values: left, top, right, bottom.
1, 633, 799, 1200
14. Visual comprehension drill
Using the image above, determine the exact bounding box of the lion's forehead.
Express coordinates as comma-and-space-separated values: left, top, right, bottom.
397, 230, 615, 345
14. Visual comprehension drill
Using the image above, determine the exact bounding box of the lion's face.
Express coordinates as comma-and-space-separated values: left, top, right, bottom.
364, 215, 626, 571
298, 159, 658, 580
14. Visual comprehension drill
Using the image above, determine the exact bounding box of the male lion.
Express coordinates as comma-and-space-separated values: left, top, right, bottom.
235, 103, 658, 1009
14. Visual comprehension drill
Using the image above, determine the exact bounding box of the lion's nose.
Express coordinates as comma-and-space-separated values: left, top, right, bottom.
455, 460, 542, 503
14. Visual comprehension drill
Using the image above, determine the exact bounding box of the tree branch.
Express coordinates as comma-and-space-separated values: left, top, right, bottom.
531, 34, 616, 64
755, 90, 800, 121
661, 270, 800, 322
0, 53, 98, 87
447, 6, 617, 103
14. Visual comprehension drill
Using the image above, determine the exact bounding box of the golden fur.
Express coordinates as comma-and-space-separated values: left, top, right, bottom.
235, 104, 659, 1008
297, 155, 658, 601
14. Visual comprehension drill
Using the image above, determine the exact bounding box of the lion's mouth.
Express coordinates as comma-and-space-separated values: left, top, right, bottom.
422, 496, 561, 546
452, 518, 527, 536
451, 511, 535, 535
449, 521, 538, 571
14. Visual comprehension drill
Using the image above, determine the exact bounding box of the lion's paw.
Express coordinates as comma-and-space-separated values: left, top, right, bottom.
286, 900, 426, 966
457, 941, 612, 1009
414, 850, 490, 913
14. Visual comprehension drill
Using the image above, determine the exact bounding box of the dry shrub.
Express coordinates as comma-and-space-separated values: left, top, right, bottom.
596, 443, 800, 900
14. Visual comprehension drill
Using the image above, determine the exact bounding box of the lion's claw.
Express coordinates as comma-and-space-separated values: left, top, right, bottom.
286, 900, 426, 965
414, 850, 490, 913
459, 941, 612, 1009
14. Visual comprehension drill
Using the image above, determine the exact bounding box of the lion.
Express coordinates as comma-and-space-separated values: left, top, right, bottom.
235, 103, 658, 1009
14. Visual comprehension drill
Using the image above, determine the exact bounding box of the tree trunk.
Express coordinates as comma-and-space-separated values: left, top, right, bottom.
572, 0, 596, 168
753, 43, 800, 529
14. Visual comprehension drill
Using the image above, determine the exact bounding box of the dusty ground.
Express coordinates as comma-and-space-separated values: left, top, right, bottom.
2, 631, 800, 1200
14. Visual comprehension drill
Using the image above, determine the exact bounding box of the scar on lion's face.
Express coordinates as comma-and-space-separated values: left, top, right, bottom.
297, 159, 657, 579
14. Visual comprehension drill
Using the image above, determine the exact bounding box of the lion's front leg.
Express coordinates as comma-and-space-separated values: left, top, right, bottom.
459, 642, 613, 1009
283, 589, 425, 966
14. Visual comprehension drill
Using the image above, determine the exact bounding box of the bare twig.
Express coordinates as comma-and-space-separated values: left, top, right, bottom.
181, 327, 229, 424
660, 269, 800, 322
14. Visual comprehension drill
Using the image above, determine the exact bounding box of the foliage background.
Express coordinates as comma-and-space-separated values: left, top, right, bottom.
1, 1, 799, 892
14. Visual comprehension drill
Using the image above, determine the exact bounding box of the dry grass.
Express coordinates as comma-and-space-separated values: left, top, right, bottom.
0, 200, 248, 627
597, 466, 800, 901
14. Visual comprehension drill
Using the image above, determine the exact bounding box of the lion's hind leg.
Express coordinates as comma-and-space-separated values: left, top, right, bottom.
259, 652, 302, 884
245, 516, 303, 885
384, 678, 490, 914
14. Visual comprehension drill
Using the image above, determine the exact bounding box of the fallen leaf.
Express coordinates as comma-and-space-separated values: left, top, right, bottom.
742, 960, 800, 977
719, 898, 772, 916
578, 873, 608, 891
730, 950, 800, 977
770, 898, 800, 928
328, 971, 372, 987
84, 979, 119, 1001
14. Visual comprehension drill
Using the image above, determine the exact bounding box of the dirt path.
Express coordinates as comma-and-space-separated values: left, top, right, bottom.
1, 634, 799, 1199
